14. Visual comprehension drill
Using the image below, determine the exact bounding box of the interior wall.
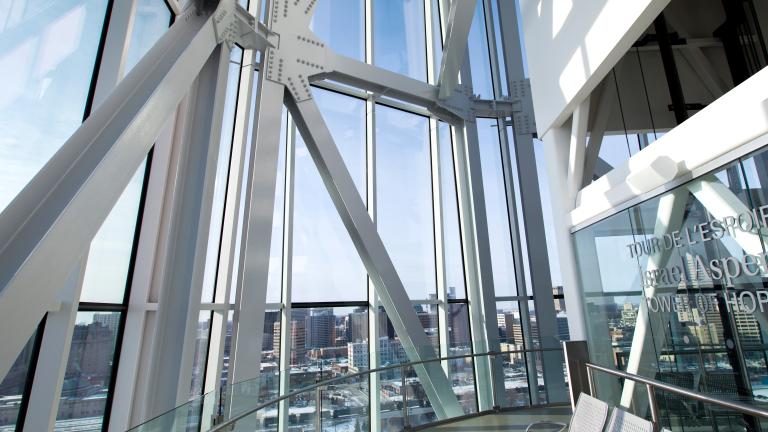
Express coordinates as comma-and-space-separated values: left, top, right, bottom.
519, 0, 670, 136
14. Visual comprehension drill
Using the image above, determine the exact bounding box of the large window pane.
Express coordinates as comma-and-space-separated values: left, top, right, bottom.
496, 301, 531, 407
79, 159, 148, 303
447, 303, 476, 414
376, 105, 436, 300
190, 311, 212, 398
228, 75, 285, 305
265, 107, 288, 304
489, 0, 508, 96
123, 0, 171, 75
287, 307, 368, 372
292, 89, 367, 302
379, 304, 439, 362
378, 303, 439, 431
430, 0, 443, 81
311, 0, 364, 61
0, 0, 110, 212
438, 122, 466, 300
286, 307, 368, 431
477, 118, 516, 296
0, 329, 38, 430
467, 1, 494, 98
533, 138, 562, 288
373, 0, 427, 81
55, 312, 120, 430
79, 1, 169, 304
201, 46, 244, 303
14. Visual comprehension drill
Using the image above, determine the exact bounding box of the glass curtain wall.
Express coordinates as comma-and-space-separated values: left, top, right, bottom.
242, 0, 567, 428
0, 0, 570, 429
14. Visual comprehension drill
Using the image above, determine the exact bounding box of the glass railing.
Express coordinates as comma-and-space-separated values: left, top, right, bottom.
128, 368, 283, 431
159, 348, 567, 432
129, 348, 567, 432
586, 361, 768, 432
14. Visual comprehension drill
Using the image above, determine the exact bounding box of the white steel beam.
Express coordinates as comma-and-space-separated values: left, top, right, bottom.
582, 79, 614, 187
364, 0, 382, 427
205, 0, 264, 404
567, 97, 590, 204
689, 175, 767, 256
229, 76, 286, 386
22, 259, 87, 431
453, 119, 503, 411
663, 8, 728, 99
496, 0, 568, 403
324, 54, 451, 117
437, 0, 477, 98
110, 113, 178, 430
168, 0, 183, 15
424, 0, 451, 375
323, 53, 517, 123
619, 188, 686, 408
92, 0, 139, 107
0, 8, 218, 381
226, 0, 285, 424
146, 43, 232, 416
276, 117, 296, 432
572, 67, 768, 228
285, 94, 464, 420
542, 123, 588, 340
486, 0, 539, 403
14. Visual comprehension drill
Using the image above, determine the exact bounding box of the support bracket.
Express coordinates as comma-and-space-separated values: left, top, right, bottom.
212, 1, 272, 51
508, 78, 537, 135
434, 83, 475, 121
262, 0, 328, 101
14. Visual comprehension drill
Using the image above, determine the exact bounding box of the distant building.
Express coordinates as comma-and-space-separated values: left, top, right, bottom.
93, 313, 120, 335
305, 309, 335, 349
346, 309, 368, 343
620, 302, 637, 327
348, 342, 369, 371
553, 286, 565, 312
274, 320, 306, 365
556, 312, 569, 341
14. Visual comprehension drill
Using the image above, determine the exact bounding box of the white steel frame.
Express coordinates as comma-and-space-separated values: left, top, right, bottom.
0, 0, 566, 428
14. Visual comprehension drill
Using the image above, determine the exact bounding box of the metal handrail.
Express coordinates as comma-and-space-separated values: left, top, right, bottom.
209, 347, 564, 431
585, 362, 768, 426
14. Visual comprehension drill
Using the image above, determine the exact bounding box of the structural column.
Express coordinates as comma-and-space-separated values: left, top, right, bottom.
497, 0, 586, 374
146, 44, 231, 416
452, 117, 502, 411
229, 76, 286, 389
540, 123, 587, 340
21, 261, 87, 431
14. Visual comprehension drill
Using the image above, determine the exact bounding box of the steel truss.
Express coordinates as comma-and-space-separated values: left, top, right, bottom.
0, 0, 551, 427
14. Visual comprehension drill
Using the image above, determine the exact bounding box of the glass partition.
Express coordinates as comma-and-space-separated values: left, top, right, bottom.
575, 145, 768, 428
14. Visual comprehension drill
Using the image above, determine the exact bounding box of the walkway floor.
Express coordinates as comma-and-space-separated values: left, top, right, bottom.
421, 405, 572, 431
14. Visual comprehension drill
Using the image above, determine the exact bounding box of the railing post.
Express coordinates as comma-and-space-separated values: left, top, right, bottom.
646, 383, 659, 432
563, 341, 591, 409
490, 354, 499, 411
402, 366, 409, 430
315, 386, 322, 432
587, 367, 596, 398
